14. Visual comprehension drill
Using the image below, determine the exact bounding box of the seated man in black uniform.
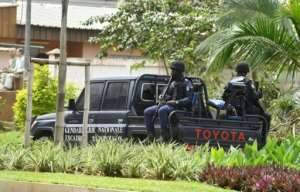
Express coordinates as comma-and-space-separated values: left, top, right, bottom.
143, 61, 193, 142
222, 63, 271, 130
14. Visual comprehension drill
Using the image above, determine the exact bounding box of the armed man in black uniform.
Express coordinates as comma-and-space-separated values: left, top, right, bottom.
143, 61, 193, 142
222, 63, 271, 134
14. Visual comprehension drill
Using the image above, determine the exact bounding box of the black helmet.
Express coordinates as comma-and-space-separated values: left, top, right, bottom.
170, 61, 185, 72
235, 63, 250, 74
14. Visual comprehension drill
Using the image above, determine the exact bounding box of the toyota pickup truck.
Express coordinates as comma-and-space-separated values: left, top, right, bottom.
30, 74, 269, 148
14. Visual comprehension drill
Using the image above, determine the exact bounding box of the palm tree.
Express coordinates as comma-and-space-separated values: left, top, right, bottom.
196, 0, 300, 78
217, 0, 280, 28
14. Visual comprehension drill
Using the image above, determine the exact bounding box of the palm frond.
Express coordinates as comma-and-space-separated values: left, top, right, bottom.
217, 0, 280, 27
194, 30, 231, 55
205, 18, 300, 77
278, 0, 300, 44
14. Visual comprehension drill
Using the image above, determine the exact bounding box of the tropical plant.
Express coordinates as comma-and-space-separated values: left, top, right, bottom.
2, 145, 28, 170
24, 141, 62, 172
13, 65, 78, 130
217, 0, 280, 28
85, 139, 135, 176
1, 131, 300, 183
55, 146, 83, 173
196, 0, 300, 78
200, 165, 300, 192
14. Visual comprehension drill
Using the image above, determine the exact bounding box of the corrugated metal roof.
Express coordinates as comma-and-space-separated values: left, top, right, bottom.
0, 3, 17, 8
14, 2, 117, 30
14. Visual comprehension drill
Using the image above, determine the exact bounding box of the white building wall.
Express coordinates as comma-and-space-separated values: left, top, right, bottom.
49, 44, 166, 88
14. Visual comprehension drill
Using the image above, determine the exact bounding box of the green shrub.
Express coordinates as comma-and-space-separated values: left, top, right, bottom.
268, 92, 300, 137
168, 146, 204, 181
121, 145, 145, 178
142, 143, 201, 180
13, 65, 78, 130
2, 144, 28, 170
1, 131, 300, 182
55, 146, 83, 173
24, 141, 62, 172
83, 139, 135, 177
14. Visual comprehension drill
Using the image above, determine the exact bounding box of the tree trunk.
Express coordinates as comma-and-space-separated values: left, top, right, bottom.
24, 0, 32, 148
54, 0, 69, 145
162, 56, 169, 75
82, 64, 90, 146
251, 70, 257, 81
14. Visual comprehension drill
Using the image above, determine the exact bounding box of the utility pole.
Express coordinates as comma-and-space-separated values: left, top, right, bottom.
54, 0, 69, 145
82, 64, 90, 146
24, 0, 32, 148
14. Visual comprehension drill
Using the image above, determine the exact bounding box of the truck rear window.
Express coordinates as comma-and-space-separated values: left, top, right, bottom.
102, 82, 129, 110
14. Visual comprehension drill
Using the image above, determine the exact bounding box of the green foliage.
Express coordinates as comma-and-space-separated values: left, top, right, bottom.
268, 91, 300, 138
0, 131, 22, 146
13, 65, 78, 130
196, 0, 300, 77
0, 131, 300, 182
24, 141, 61, 172
85, 0, 216, 75
258, 78, 280, 108
2, 145, 28, 170
84, 139, 135, 176
208, 136, 300, 170
217, 0, 279, 28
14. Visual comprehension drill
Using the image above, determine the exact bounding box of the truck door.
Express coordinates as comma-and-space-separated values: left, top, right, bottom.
89, 80, 132, 142
64, 81, 105, 144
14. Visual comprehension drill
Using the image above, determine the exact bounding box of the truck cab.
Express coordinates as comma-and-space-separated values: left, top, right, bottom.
31, 74, 269, 148
31, 74, 172, 143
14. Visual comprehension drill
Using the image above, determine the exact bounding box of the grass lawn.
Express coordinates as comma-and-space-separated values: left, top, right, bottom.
0, 171, 234, 192
0, 131, 22, 145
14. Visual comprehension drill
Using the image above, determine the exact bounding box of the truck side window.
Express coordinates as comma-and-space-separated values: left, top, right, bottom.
141, 83, 155, 101
76, 82, 104, 111
102, 82, 129, 110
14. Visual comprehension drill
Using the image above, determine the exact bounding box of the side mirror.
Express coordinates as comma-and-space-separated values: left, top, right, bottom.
68, 99, 76, 111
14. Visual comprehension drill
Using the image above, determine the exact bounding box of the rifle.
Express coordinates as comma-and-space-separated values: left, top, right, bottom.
152, 76, 173, 124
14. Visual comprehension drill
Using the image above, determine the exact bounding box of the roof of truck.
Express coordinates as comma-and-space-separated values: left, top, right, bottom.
90, 74, 170, 81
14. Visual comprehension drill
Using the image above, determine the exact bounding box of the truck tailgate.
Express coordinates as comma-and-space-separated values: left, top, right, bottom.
178, 117, 263, 148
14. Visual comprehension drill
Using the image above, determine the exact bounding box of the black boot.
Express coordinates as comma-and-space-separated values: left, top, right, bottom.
161, 128, 170, 142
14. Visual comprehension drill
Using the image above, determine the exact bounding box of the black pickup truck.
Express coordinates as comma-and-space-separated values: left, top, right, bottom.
30, 74, 269, 148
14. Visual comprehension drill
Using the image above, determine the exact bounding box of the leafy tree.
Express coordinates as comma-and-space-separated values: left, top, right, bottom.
85, 0, 217, 75
195, 0, 300, 78
13, 65, 78, 130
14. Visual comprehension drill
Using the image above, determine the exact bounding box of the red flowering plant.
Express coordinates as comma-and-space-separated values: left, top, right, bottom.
199, 165, 300, 192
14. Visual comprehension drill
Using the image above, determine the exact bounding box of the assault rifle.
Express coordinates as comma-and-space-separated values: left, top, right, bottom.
152, 76, 173, 124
